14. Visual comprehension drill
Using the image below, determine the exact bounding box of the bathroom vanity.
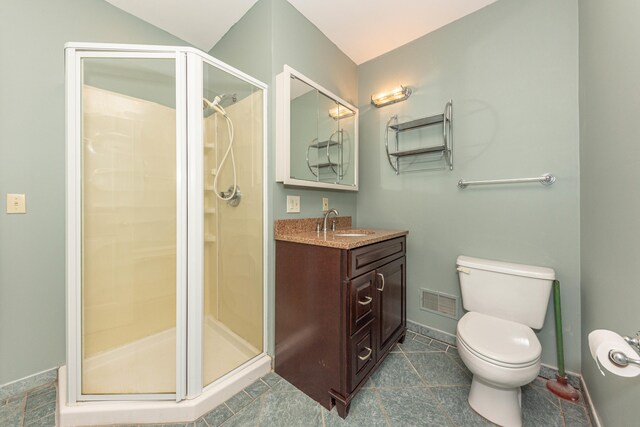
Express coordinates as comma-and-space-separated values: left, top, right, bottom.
274, 218, 407, 417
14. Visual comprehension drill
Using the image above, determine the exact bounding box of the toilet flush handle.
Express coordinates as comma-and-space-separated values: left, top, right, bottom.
457, 267, 470, 274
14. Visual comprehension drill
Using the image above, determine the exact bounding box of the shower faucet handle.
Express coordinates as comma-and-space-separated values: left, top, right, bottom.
219, 185, 241, 207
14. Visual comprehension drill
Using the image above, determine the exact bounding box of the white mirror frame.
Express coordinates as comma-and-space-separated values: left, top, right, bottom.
276, 65, 358, 191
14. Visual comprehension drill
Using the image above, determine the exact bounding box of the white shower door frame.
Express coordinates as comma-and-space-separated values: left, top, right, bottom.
185, 50, 270, 398
65, 43, 269, 406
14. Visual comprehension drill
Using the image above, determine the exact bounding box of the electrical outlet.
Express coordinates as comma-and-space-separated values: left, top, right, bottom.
6, 193, 26, 214
287, 195, 300, 213
322, 197, 329, 212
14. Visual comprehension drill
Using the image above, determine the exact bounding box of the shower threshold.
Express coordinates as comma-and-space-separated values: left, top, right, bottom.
57, 353, 271, 426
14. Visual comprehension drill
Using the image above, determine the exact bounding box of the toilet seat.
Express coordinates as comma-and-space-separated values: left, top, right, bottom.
457, 312, 541, 368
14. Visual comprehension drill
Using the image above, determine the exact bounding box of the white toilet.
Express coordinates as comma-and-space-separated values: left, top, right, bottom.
455, 256, 555, 427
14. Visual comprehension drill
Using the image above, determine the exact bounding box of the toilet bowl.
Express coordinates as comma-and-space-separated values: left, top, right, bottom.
456, 312, 541, 427
456, 256, 555, 427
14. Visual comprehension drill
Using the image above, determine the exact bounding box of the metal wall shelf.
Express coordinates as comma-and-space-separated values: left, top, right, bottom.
388, 145, 447, 158
306, 130, 344, 179
385, 100, 453, 174
308, 161, 339, 169
389, 114, 445, 132
309, 139, 340, 149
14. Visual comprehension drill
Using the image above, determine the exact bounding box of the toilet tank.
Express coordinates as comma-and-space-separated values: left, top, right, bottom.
456, 256, 555, 329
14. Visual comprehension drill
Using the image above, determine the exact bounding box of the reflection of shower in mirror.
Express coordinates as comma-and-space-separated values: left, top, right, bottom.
203, 93, 241, 205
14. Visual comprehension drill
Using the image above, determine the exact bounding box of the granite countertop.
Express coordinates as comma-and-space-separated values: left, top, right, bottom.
274, 217, 408, 250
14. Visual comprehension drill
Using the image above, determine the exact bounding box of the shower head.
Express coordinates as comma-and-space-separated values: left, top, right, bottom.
203, 93, 237, 118
217, 93, 237, 106
203, 96, 226, 117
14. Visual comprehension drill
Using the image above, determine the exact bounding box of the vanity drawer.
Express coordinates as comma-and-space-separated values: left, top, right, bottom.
349, 237, 406, 278
349, 272, 376, 334
349, 321, 375, 391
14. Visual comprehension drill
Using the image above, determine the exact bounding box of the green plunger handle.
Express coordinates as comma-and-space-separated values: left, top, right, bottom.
553, 280, 566, 377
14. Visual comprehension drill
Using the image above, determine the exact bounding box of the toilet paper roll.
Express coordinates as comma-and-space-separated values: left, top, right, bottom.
588, 329, 640, 378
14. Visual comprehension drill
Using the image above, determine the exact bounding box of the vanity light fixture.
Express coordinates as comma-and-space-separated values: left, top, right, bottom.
370, 85, 412, 108
328, 105, 355, 120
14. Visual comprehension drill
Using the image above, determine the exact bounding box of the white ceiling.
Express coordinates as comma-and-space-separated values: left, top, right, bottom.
287, 0, 498, 64
105, 0, 259, 52
105, 0, 498, 64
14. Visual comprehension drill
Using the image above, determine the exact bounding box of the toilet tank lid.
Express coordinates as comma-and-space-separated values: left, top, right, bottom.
457, 256, 555, 280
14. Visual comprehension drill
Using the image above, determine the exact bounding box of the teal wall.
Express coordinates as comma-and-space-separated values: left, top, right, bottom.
211, 0, 358, 354
579, 1, 640, 425
0, 0, 187, 385
357, 0, 581, 371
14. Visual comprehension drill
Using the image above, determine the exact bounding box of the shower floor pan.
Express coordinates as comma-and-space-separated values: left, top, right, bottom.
58, 318, 270, 426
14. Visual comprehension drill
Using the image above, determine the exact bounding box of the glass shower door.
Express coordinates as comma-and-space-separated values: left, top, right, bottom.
197, 59, 264, 388
74, 52, 186, 399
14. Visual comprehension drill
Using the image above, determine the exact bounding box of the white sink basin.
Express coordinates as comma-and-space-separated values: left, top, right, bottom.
333, 230, 375, 237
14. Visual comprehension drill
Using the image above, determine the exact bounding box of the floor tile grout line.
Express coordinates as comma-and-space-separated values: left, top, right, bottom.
423, 385, 459, 427
20, 393, 27, 427
256, 392, 266, 427
223, 402, 234, 416
530, 382, 561, 409
405, 349, 473, 389
23, 390, 57, 415
376, 383, 471, 391
439, 350, 473, 381
560, 403, 568, 427
372, 387, 393, 427
399, 351, 431, 387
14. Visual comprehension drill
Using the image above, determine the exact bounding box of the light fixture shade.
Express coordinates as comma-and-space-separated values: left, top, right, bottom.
328, 105, 355, 119
371, 85, 412, 107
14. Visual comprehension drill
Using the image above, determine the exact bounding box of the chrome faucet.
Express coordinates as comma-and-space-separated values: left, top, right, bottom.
323, 208, 339, 232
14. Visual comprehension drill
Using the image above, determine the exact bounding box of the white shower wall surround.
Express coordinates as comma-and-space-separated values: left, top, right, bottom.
62, 43, 269, 426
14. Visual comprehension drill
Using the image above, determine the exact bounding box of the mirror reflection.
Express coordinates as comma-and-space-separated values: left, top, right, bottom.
289, 76, 356, 186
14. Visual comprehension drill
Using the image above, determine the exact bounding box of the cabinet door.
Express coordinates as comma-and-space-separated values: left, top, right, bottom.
375, 257, 406, 355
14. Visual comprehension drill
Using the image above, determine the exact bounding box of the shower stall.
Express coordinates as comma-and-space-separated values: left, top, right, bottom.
62, 43, 268, 425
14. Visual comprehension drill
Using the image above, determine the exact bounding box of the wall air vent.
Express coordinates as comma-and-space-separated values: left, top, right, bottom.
420, 288, 458, 319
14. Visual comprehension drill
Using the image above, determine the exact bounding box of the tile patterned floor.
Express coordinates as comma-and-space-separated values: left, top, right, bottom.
0, 331, 593, 426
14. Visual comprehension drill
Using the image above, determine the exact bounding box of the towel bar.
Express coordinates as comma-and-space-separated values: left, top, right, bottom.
458, 173, 555, 189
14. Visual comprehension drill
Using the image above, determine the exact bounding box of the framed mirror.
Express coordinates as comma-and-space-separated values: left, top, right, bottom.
276, 65, 358, 191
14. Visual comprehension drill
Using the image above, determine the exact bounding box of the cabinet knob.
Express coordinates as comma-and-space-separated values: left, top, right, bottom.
358, 347, 372, 361
357, 296, 373, 306
376, 273, 385, 291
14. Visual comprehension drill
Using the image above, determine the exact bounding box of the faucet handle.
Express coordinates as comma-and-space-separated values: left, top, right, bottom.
331, 219, 337, 231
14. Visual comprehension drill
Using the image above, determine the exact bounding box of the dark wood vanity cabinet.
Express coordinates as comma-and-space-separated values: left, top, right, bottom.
275, 236, 406, 418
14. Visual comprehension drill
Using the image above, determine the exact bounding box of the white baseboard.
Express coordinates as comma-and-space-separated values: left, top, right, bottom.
580, 376, 602, 427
